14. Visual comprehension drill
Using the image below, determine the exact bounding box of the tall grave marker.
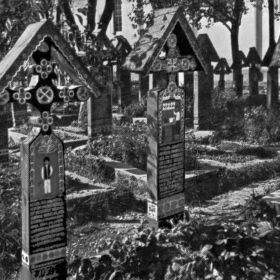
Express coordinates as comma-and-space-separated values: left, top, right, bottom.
0, 20, 101, 279
123, 7, 208, 227
246, 47, 263, 96
195, 34, 219, 129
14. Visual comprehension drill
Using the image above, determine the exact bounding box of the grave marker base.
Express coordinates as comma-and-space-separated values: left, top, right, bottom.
21, 257, 67, 280
147, 194, 186, 228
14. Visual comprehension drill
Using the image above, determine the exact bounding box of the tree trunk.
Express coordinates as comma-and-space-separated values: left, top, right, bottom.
231, 24, 243, 97
87, 0, 97, 36
61, 0, 83, 49
56, 4, 62, 27
268, 0, 275, 46
98, 0, 114, 36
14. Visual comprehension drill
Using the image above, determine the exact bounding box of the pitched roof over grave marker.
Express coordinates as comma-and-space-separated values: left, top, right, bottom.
246, 47, 262, 66
0, 19, 102, 97
197, 34, 219, 63
214, 58, 231, 74
122, 6, 208, 75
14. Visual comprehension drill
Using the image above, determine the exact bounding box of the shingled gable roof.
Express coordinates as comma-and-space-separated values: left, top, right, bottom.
122, 6, 209, 75
0, 19, 101, 97
246, 47, 262, 65
197, 34, 219, 63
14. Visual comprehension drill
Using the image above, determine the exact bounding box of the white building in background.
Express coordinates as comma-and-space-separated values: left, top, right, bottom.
72, 0, 144, 46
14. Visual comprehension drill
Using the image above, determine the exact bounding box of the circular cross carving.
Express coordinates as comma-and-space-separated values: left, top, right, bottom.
0, 90, 10, 105
77, 87, 89, 101
36, 86, 54, 104
167, 33, 177, 49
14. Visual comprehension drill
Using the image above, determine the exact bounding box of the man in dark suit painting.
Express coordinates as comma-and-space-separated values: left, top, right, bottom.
41, 157, 53, 194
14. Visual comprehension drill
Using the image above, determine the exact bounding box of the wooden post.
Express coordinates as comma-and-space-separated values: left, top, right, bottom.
88, 90, 112, 137
246, 47, 262, 97
88, 66, 113, 137
139, 74, 149, 102
193, 71, 199, 130
196, 34, 219, 129
249, 65, 262, 96
267, 67, 279, 108
0, 107, 11, 163
149, 73, 153, 90
197, 66, 213, 129
118, 68, 132, 108
184, 72, 194, 128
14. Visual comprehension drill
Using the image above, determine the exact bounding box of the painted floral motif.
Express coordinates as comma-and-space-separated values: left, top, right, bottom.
38, 111, 53, 132
58, 88, 75, 102
13, 87, 31, 104
0, 90, 10, 105
35, 59, 53, 79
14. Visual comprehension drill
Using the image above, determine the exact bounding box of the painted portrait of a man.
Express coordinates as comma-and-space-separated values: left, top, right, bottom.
41, 157, 53, 194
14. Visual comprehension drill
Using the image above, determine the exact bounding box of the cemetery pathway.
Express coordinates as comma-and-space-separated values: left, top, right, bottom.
189, 176, 280, 224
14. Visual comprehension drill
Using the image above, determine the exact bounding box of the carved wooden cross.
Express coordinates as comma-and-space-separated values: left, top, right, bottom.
0, 40, 90, 133
214, 57, 231, 90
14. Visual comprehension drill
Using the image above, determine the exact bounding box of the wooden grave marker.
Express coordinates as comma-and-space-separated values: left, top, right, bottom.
214, 58, 231, 91
246, 47, 263, 96
196, 34, 219, 129
231, 51, 247, 96
123, 6, 208, 227
0, 20, 101, 279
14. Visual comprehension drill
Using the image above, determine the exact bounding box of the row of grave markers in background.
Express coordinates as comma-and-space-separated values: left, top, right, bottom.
2, 19, 279, 164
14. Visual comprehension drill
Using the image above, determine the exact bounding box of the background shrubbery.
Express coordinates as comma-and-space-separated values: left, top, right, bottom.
86, 123, 148, 171
123, 102, 147, 121
65, 149, 115, 182
210, 88, 280, 145
0, 167, 21, 280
